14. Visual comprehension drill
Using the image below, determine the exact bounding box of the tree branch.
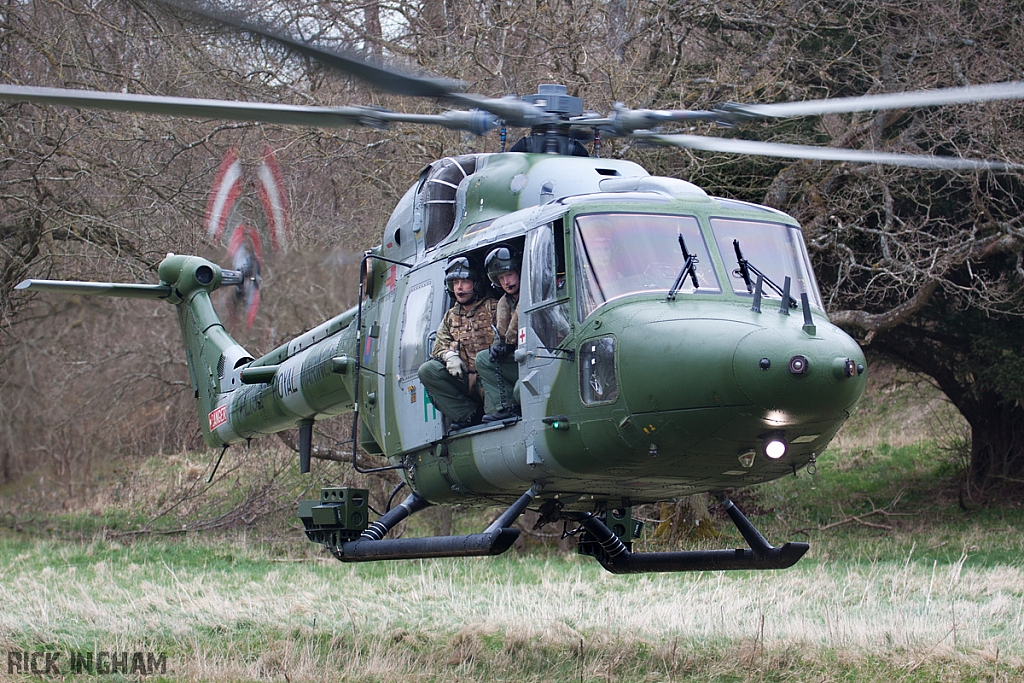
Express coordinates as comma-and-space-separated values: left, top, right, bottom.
830, 279, 940, 343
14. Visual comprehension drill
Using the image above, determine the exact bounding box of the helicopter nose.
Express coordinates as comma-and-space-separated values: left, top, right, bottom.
613, 311, 865, 421
616, 318, 756, 413
732, 324, 866, 421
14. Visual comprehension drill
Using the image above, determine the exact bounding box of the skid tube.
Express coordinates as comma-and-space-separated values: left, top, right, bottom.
330, 486, 539, 562
575, 496, 809, 574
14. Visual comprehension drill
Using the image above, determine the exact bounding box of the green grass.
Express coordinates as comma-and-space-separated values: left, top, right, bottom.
743, 439, 1024, 569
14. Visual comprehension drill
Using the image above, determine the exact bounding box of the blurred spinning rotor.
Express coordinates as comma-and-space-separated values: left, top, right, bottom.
203, 144, 289, 328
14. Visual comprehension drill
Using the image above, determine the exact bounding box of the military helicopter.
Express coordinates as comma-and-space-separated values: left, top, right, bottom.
6, 2, 1024, 574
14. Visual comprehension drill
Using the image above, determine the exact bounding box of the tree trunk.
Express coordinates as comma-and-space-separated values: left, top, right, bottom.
363, 1, 382, 58
963, 399, 1024, 496
415, 0, 449, 61
870, 306, 1024, 500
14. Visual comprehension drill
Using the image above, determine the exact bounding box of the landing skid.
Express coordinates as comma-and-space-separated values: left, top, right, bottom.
574, 496, 808, 574
300, 486, 539, 562
299, 488, 806, 573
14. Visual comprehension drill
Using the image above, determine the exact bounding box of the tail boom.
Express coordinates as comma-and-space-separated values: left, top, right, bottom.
160, 256, 359, 448
17, 254, 359, 449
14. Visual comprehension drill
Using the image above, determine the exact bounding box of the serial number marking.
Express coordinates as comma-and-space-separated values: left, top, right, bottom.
276, 368, 299, 399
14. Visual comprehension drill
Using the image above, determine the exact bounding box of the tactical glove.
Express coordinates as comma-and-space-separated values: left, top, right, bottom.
489, 340, 509, 362
443, 350, 466, 379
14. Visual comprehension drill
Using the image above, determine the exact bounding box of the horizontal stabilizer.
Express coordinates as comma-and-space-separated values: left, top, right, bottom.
15, 279, 173, 300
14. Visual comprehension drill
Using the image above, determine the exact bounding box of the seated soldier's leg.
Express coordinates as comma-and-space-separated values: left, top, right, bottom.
418, 360, 480, 424
475, 350, 504, 415
498, 358, 520, 411
478, 352, 522, 422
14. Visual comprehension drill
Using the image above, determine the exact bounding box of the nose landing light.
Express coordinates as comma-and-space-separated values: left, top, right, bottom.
764, 434, 787, 459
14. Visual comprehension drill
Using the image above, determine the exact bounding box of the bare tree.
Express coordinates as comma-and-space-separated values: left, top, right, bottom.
0, 0, 425, 486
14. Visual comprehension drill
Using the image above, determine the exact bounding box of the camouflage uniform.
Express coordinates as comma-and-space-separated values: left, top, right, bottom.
495, 293, 519, 346
476, 292, 521, 415
418, 297, 498, 423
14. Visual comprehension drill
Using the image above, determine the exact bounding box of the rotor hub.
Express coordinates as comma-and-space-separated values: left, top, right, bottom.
520, 84, 583, 120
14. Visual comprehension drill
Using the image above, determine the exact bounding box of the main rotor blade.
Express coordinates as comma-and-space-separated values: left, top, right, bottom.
575, 105, 722, 136
15, 279, 173, 299
645, 133, 1024, 171
155, 0, 465, 99
446, 93, 552, 128
718, 81, 1024, 121
0, 85, 496, 134
599, 82, 1024, 133
151, 2, 544, 128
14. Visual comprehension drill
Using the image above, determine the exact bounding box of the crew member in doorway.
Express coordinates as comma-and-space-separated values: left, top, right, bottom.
476, 245, 521, 423
418, 257, 498, 431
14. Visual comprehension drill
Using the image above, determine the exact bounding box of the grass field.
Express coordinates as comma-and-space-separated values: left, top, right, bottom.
1, 529, 1022, 682
2, 370, 1023, 682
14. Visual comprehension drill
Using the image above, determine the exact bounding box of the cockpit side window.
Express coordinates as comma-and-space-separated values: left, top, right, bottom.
527, 224, 557, 306
525, 223, 571, 350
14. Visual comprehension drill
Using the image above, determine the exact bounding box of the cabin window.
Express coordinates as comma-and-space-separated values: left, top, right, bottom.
398, 283, 433, 379
579, 336, 618, 405
573, 213, 719, 321
525, 224, 571, 350
709, 218, 824, 310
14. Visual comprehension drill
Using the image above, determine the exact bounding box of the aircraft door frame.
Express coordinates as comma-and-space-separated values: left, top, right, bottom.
389, 263, 447, 452
518, 221, 573, 414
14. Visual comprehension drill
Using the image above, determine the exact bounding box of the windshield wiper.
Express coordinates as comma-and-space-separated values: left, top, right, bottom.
732, 239, 798, 309
667, 234, 700, 300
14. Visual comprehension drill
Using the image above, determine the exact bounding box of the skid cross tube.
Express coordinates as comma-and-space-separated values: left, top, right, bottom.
332, 486, 539, 562
578, 497, 808, 574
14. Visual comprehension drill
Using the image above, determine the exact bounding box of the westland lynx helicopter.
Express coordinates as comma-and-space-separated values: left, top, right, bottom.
6, 2, 1024, 574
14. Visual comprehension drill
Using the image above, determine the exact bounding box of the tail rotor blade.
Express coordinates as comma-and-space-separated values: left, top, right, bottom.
257, 144, 290, 254
205, 148, 242, 243
225, 225, 263, 329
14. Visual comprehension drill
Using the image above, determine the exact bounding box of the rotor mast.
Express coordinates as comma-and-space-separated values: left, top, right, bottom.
510, 84, 588, 156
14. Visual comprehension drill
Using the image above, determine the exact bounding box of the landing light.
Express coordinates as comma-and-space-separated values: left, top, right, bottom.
764, 437, 787, 460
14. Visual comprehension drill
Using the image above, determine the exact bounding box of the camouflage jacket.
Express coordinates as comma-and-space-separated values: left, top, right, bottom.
430, 296, 499, 373
496, 293, 519, 347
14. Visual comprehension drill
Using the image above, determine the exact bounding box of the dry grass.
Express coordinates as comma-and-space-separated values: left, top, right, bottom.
830, 362, 968, 452
0, 535, 1021, 682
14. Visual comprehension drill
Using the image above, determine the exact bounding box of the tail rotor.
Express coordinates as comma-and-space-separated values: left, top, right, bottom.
225, 223, 263, 329
257, 144, 290, 254
204, 144, 289, 329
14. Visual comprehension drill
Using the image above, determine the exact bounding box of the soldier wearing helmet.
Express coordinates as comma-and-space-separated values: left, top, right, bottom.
476, 244, 522, 423
418, 257, 498, 431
